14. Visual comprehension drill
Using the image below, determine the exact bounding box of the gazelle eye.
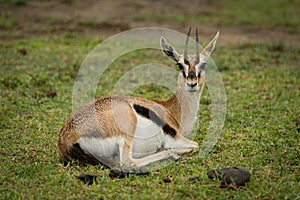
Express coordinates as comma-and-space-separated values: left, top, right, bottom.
176, 63, 187, 77
200, 63, 206, 70
176, 63, 184, 71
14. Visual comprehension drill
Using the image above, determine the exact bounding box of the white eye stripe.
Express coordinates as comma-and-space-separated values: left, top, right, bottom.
195, 64, 200, 76
178, 57, 189, 76
184, 65, 189, 77
195, 63, 202, 75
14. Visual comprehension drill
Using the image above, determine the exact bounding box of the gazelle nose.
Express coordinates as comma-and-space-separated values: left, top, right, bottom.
187, 82, 197, 88
188, 71, 196, 79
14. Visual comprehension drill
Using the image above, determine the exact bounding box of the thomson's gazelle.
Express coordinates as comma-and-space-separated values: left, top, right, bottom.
58, 28, 219, 169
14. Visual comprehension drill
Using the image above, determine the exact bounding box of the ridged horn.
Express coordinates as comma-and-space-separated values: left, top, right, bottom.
184, 27, 191, 62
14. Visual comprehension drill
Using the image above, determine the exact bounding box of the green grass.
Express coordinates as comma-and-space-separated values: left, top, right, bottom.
134, 0, 299, 33
0, 12, 17, 29
219, 0, 299, 27
1, 0, 300, 199
1, 36, 299, 199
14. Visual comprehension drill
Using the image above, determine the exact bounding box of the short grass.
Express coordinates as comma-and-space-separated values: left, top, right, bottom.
134, 0, 299, 33
1, 36, 299, 199
1, 0, 300, 199
0, 12, 17, 29
218, 0, 299, 27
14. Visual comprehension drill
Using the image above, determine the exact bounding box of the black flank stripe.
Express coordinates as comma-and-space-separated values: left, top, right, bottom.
69, 143, 100, 165
162, 124, 177, 138
133, 104, 177, 137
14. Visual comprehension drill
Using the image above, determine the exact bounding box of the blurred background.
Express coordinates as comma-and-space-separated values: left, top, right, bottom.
1, 0, 299, 45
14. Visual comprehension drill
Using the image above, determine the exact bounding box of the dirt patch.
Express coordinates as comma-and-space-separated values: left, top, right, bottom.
2, 0, 300, 46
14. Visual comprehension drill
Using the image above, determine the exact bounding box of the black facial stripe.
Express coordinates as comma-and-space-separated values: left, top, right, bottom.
197, 72, 201, 78
133, 104, 177, 137
176, 63, 187, 78
184, 58, 189, 65
176, 63, 184, 71
182, 70, 187, 78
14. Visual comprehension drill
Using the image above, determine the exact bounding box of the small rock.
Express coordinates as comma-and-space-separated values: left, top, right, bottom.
45, 90, 57, 98
77, 173, 97, 185
109, 168, 149, 179
188, 175, 200, 183
17, 48, 27, 55
163, 176, 172, 183
207, 167, 251, 188
109, 169, 129, 179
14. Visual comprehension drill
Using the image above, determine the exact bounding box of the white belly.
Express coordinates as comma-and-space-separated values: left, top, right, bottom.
131, 114, 164, 158
78, 136, 124, 165
77, 115, 168, 163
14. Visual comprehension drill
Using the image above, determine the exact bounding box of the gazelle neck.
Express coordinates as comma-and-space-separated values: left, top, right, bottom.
173, 83, 203, 134
158, 74, 205, 135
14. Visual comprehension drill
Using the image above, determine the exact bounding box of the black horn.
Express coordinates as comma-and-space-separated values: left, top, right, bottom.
184, 27, 191, 63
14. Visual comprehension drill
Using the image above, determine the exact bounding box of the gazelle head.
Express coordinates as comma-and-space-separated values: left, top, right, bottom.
160, 28, 219, 93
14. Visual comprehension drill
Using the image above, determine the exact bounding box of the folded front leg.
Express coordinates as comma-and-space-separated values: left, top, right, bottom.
123, 150, 180, 168
164, 134, 199, 154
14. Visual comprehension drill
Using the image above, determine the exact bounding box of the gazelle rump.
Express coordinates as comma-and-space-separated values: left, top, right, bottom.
58, 28, 219, 169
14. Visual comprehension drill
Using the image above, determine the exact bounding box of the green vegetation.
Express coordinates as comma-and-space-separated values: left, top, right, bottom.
134, 0, 300, 33
1, 0, 299, 199
219, 0, 299, 27
0, 12, 17, 29
1, 36, 299, 199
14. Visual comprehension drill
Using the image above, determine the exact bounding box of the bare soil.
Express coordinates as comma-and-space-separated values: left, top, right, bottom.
2, 0, 300, 46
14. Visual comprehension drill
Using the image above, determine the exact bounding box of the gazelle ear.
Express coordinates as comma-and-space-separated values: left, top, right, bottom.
160, 37, 180, 62
200, 31, 219, 62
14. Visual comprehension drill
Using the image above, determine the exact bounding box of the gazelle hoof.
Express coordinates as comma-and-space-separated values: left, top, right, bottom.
169, 152, 181, 161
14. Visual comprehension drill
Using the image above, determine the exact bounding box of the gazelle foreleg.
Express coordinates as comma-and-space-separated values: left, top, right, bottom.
165, 134, 199, 155
121, 135, 198, 168
119, 137, 180, 168
130, 150, 180, 168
